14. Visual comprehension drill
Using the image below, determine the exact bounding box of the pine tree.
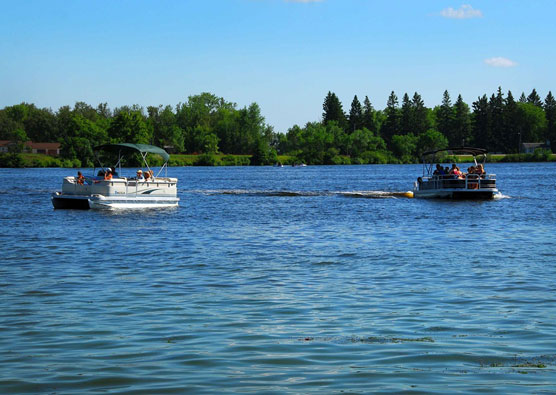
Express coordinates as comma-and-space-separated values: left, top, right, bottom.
472, 95, 491, 149
527, 88, 543, 107
504, 90, 520, 153
519, 92, 527, 103
400, 93, 412, 135
544, 91, 556, 150
453, 94, 471, 147
489, 87, 505, 152
322, 91, 347, 130
412, 92, 430, 135
380, 91, 400, 145
348, 95, 363, 134
362, 96, 376, 132
436, 90, 454, 144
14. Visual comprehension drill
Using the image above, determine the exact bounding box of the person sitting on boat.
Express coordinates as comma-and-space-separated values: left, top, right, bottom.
475, 164, 485, 177
433, 164, 445, 176
104, 168, 113, 181
76, 171, 85, 185
136, 169, 145, 181
467, 165, 476, 174
449, 164, 463, 178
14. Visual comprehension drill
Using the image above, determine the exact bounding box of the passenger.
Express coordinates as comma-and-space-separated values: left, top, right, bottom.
144, 171, 151, 182
136, 169, 144, 181
449, 164, 463, 177
467, 166, 476, 175
76, 171, 85, 185
433, 164, 442, 175
104, 168, 113, 181
475, 164, 485, 176
148, 170, 155, 181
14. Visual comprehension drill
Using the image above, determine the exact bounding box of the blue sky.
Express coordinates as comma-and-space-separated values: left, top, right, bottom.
1, 0, 555, 133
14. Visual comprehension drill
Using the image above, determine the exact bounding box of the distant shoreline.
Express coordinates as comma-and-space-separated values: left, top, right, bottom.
1, 152, 555, 168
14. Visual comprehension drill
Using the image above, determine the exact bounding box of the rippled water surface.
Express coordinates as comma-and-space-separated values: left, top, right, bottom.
1, 163, 556, 393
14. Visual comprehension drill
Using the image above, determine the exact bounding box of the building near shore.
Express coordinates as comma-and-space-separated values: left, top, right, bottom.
0, 141, 61, 156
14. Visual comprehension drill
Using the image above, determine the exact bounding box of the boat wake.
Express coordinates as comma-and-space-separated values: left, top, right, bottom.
493, 192, 511, 199
188, 189, 414, 199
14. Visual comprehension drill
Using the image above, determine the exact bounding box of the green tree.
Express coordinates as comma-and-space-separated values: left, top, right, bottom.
73, 101, 99, 122
544, 91, 556, 151
250, 138, 277, 165
24, 105, 57, 142
213, 107, 239, 154
148, 105, 185, 153
236, 102, 267, 154
412, 92, 430, 135
202, 133, 220, 154
503, 91, 521, 153
108, 110, 152, 144
400, 93, 412, 135
472, 95, 491, 149
517, 102, 547, 143
391, 133, 418, 163
175, 92, 237, 153
0, 108, 23, 140
436, 90, 455, 145
348, 95, 363, 133
489, 87, 505, 152
296, 122, 334, 164
8, 128, 29, 152
5, 103, 29, 124
362, 96, 377, 132
348, 128, 380, 157
322, 91, 347, 130
417, 129, 448, 155
380, 91, 400, 145
527, 88, 543, 107
59, 114, 108, 165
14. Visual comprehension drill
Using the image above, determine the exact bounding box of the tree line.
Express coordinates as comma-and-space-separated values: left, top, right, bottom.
0, 93, 276, 167
274, 88, 555, 164
1, 88, 555, 167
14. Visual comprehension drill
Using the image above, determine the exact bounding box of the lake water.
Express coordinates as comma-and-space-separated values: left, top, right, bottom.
1, 163, 555, 393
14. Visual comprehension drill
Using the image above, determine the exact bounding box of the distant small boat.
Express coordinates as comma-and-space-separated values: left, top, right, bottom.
274, 162, 284, 167
292, 163, 307, 167
51, 143, 179, 209
413, 147, 499, 199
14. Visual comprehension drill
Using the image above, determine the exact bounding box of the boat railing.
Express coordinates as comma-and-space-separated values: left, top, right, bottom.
421, 173, 497, 190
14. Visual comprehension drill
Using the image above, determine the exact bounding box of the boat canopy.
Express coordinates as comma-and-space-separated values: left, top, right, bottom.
419, 147, 489, 178
421, 147, 488, 158
94, 143, 170, 162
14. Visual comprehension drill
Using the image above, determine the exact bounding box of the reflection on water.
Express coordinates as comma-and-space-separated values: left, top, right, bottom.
1, 163, 555, 393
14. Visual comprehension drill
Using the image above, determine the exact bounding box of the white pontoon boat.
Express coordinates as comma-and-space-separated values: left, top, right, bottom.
52, 143, 179, 209
413, 147, 499, 199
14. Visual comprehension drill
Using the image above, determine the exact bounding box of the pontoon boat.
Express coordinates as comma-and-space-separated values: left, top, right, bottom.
413, 147, 499, 199
51, 143, 179, 209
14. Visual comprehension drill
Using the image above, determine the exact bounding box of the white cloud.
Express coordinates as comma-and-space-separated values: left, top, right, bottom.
484, 57, 518, 68
440, 4, 483, 19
